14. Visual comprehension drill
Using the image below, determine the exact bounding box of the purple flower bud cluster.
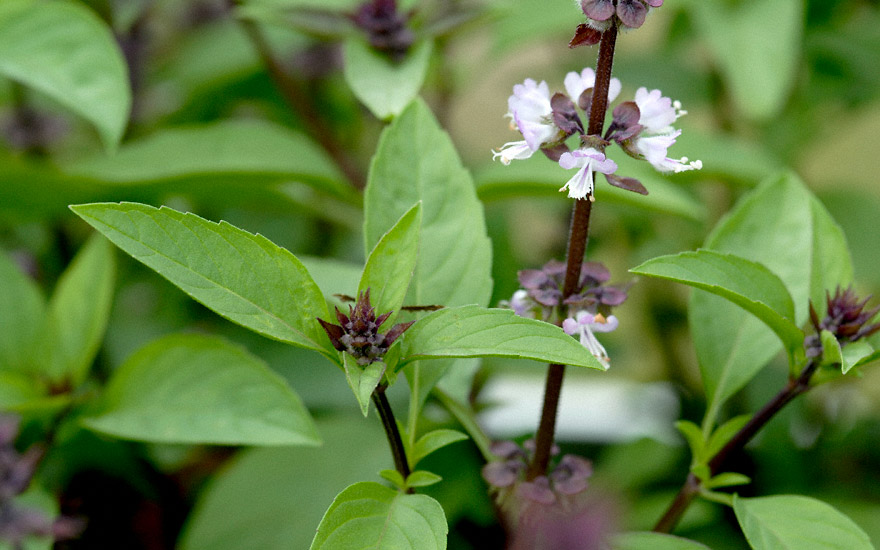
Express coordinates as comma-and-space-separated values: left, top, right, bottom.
482, 440, 593, 505
580, 0, 663, 31
350, 0, 414, 60
805, 286, 880, 360
318, 289, 414, 366
0, 416, 83, 548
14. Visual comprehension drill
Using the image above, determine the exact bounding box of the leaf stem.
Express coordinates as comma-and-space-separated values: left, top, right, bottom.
526, 22, 618, 481
239, 18, 367, 190
653, 359, 820, 533
373, 383, 413, 493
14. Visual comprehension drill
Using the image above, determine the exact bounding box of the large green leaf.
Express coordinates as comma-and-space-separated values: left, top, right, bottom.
396, 306, 606, 371
64, 120, 348, 198
734, 495, 872, 550
683, 0, 802, 121
358, 202, 421, 324
70, 202, 332, 356
310, 481, 447, 549
343, 39, 432, 121
40, 234, 115, 385
690, 173, 852, 427
631, 250, 803, 358
179, 416, 390, 550
610, 532, 710, 550
84, 333, 320, 446
364, 99, 493, 413
0, 1, 130, 150
0, 248, 45, 373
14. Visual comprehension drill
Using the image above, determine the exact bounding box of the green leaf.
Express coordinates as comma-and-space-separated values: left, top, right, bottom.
310, 481, 447, 550
379, 469, 406, 491
821, 330, 844, 369
40, 234, 115, 385
684, 0, 802, 121
179, 416, 391, 550
412, 429, 468, 466
406, 470, 442, 488
689, 173, 853, 427
396, 306, 606, 370
343, 354, 385, 417
704, 472, 751, 490
70, 202, 332, 356
843, 342, 880, 374
675, 420, 706, 464
734, 495, 873, 550
83, 333, 320, 446
0, 371, 44, 409
705, 414, 751, 459
631, 249, 804, 357
64, 120, 348, 198
343, 39, 432, 120
0, 248, 45, 373
473, 156, 706, 221
0, 1, 130, 150
610, 532, 711, 550
358, 202, 422, 324
364, 99, 493, 413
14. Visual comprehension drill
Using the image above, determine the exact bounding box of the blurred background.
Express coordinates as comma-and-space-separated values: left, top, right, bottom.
1, 0, 879, 548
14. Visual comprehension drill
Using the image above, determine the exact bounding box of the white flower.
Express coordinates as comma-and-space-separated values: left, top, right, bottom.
635, 130, 703, 173
631, 87, 701, 173
494, 78, 559, 162
562, 311, 618, 369
564, 68, 622, 106
510, 289, 535, 318
558, 148, 618, 200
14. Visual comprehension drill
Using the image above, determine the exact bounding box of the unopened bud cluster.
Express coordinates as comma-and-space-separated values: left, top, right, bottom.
805, 286, 880, 361
351, 0, 414, 60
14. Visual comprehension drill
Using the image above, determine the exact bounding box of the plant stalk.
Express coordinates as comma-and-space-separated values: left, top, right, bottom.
653, 359, 820, 533
373, 384, 413, 493
526, 22, 618, 481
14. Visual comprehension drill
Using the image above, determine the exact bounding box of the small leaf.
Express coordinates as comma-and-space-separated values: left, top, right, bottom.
844, 342, 880, 373
704, 472, 751, 490
610, 532, 711, 550
412, 429, 469, 466
0, 1, 130, 150
310, 481, 447, 550
396, 306, 606, 371
632, 249, 804, 357
358, 202, 422, 325
820, 329, 843, 369
83, 333, 320, 446
734, 495, 872, 550
343, 39, 432, 120
343, 354, 385, 417
0, 371, 44, 409
705, 414, 751, 459
379, 469, 406, 491
406, 470, 442, 488
70, 202, 333, 356
0, 247, 45, 373
675, 420, 706, 464
40, 234, 115, 385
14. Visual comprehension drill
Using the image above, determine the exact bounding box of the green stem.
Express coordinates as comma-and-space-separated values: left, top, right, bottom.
526, 22, 619, 481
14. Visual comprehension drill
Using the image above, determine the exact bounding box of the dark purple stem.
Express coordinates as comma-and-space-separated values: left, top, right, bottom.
373, 384, 414, 493
526, 22, 619, 481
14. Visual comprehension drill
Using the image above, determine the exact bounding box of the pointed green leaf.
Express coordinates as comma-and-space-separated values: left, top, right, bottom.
405, 470, 442, 488
675, 420, 707, 464
0, 1, 130, 150
358, 202, 422, 324
706, 414, 751, 459
820, 329, 844, 369
631, 249, 803, 355
84, 333, 320, 446
65, 120, 348, 198
310, 481, 447, 550
610, 532, 711, 550
396, 306, 605, 370
734, 495, 872, 550
379, 469, 407, 491
0, 371, 44, 409
343, 39, 432, 121
689, 173, 853, 426
70, 202, 332, 355
844, 342, 880, 374
412, 429, 468, 466
343, 354, 385, 417
0, 248, 45, 373
41, 234, 115, 385
705, 472, 751, 490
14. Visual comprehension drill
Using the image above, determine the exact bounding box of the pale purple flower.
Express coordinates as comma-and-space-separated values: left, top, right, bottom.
507, 78, 558, 151
635, 129, 703, 173
558, 148, 618, 200
563, 311, 618, 369
634, 87, 684, 134
509, 289, 535, 318
492, 140, 533, 165
631, 87, 702, 173
563, 68, 622, 107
